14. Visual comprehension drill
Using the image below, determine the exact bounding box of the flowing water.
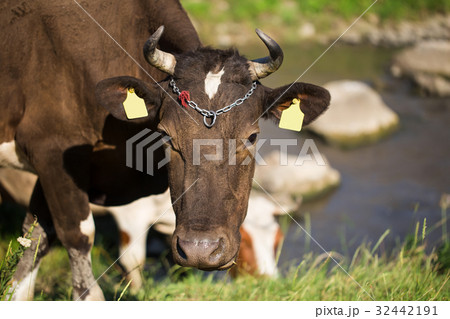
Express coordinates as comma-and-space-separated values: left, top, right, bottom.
243, 43, 450, 267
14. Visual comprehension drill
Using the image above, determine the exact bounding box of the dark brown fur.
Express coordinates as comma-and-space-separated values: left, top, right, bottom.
97, 46, 329, 272
0, 0, 201, 300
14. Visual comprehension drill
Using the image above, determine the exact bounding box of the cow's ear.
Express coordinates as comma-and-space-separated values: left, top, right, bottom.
263, 82, 330, 126
95, 76, 163, 121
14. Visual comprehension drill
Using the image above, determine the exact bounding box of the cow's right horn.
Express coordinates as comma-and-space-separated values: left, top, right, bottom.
248, 29, 284, 80
143, 26, 176, 75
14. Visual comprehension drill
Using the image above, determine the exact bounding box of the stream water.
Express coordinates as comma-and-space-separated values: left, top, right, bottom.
245, 43, 450, 267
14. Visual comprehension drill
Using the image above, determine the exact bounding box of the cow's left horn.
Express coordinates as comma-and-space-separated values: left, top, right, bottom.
143, 26, 176, 75
248, 29, 284, 80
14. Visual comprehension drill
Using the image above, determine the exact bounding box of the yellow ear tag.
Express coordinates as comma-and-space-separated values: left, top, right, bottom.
123, 88, 148, 120
279, 98, 304, 132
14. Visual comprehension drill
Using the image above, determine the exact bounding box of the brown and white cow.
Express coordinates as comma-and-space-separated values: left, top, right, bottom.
0, 0, 329, 300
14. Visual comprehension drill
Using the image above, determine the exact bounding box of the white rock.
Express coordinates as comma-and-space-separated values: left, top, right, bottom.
253, 150, 340, 202
391, 40, 450, 96
308, 81, 399, 147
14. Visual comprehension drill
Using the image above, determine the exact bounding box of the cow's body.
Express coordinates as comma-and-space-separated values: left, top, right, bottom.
0, 0, 329, 300
0, 0, 200, 205
1, 0, 200, 300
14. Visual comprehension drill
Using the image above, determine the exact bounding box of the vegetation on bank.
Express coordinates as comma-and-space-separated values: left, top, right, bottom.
137, 233, 449, 301
0, 217, 37, 300
184, 0, 450, 23
181, 0, 450, 44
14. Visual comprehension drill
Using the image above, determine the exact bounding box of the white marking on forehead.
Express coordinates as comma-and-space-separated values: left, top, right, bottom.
79, 212, 95, 244
0, 141, 35, 172
204, 68, 225, 100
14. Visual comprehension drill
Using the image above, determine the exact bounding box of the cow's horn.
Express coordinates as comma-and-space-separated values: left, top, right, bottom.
143, 26, 176, 75
248, 29, 284, 80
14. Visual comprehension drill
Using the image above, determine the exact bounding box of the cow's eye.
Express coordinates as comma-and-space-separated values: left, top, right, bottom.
162, 136, 173, 148
158, 130, 173, 148
247, 133, 258, 145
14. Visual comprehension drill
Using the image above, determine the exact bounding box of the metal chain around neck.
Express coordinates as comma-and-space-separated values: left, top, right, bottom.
169, 79, 257, 128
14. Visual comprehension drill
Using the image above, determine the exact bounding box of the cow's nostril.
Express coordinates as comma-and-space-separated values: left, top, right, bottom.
176, 237, 187, 260
209, 238, 225, 261
176, 236, 223, 266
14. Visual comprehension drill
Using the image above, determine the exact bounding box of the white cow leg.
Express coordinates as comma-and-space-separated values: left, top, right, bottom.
112, 210, 151, 293
11, 262, 41, 301
118, 232, 147, 293
11, 210, 53, 301
67, 212, 104, 301
67, 249, 103, 301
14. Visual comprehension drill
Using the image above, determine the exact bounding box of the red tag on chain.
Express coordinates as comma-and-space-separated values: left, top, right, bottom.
179, 91, 190, 108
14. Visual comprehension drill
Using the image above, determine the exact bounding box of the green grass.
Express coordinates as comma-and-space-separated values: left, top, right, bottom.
294, 0, 449, 21
23, 230, 448, 301
5, 217, 446, 301
1, 200, 448, 301
184, 0, 450, 23
138, 243, 449, 301
0, 217, 38, 300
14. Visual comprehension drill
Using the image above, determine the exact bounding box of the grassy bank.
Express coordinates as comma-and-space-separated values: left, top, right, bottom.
137, 240, 450, 301
1, 204, 447, 301
181, 0, 450, 45
32, 223, 449, 300
184, 0, 449, 23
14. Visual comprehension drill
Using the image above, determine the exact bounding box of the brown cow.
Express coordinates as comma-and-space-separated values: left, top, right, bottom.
0, 0, 329, 300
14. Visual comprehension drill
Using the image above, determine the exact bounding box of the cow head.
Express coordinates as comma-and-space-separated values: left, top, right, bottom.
96, 26, 330, 271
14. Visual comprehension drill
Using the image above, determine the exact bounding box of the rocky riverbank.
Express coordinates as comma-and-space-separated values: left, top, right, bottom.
337, 14, 450, 47
391, 40, 450, 96
194, 12, 450, 49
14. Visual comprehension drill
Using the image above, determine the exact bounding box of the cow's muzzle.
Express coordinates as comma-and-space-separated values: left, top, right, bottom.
172, 229, 238, 270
